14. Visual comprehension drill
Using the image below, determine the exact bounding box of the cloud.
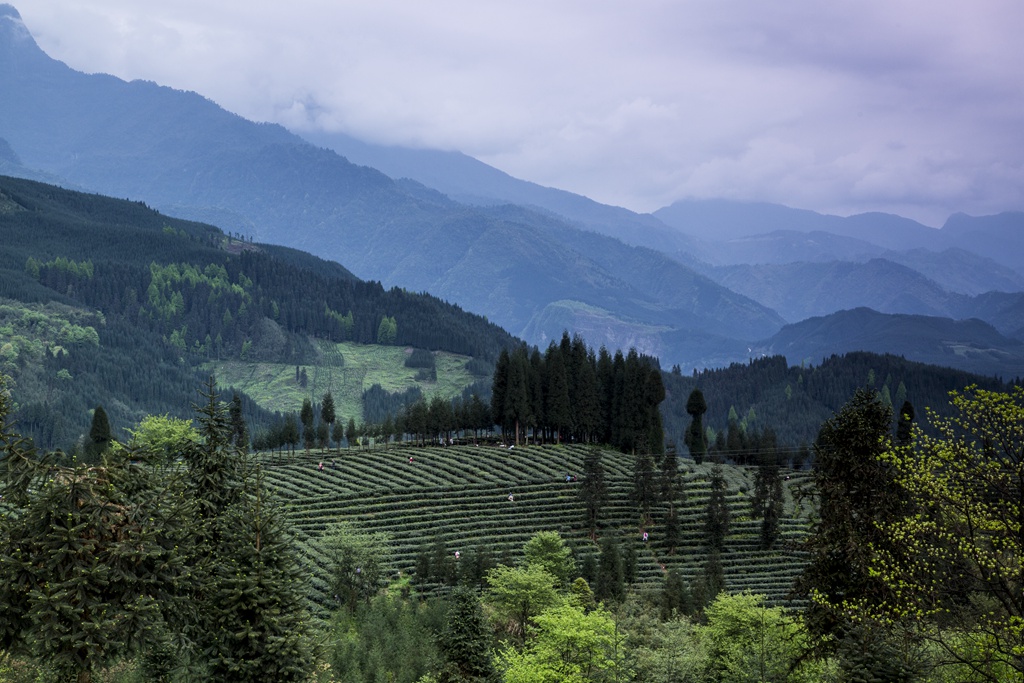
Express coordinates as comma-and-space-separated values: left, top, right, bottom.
17, 0, 1024, 224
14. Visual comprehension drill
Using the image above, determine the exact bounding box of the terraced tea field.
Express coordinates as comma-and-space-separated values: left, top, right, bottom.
260, 444, 813, 610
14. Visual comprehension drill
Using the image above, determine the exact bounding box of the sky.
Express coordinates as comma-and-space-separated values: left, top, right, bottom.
16, 0, 1024, 227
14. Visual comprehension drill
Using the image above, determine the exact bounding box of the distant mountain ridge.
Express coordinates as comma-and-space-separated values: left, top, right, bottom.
760, 307, 1024, 379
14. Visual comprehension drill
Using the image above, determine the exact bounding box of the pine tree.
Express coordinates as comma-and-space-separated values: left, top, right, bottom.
84, 404, 112, 462
631, 452, 656, 525
185, 379, 316, 680
437, 587, 497, 683
704, 463, 731, 551
321, 391, 336, 447
229, 392, 249, 451
300, 397, 315, 453
684, 389, 708, 464
544, 342, 571, 443
895, 399, 915, 447
0, 379, 192, 683
205, 470, 316, 682
594, 534, 624, 603
796, 388, 904, 645
579, 448, 607, 540
752, 460, 783, 550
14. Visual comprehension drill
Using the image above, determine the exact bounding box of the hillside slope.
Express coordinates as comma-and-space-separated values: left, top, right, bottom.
0, 174, 515, 449
261, 443, 813, 610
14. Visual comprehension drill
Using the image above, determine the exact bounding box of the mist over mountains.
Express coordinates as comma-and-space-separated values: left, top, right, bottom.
2, 3, 1022, 377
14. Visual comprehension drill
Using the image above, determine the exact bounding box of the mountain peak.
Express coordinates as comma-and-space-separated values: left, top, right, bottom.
0, 4, 47, 66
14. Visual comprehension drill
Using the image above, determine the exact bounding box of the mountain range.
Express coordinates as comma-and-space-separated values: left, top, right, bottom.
1, 3, 1022, 377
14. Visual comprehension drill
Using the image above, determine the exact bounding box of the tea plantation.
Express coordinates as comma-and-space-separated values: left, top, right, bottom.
260, 443, 813, 610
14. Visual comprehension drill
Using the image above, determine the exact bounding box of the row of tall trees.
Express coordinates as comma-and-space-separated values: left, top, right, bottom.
491, 333, 665, 451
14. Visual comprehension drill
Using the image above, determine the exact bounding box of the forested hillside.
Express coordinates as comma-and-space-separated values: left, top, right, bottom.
0, 174, 516, 449
660, 352, 1013, 453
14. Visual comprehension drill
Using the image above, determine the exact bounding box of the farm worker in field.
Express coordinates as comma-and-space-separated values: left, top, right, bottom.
454, 551, 460, 560
508, 493, 514, 502
643, 531, 648, 542
409, 456, 414, 463
318, 461, 323, 472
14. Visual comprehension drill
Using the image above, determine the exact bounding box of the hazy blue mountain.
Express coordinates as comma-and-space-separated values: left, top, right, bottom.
883, 248, 1024, 295
707, 259, 960, 322
654, 198, 938, 248
299, 128, 700, 257
0, 5, 783, 370
694, 229, 888, 265
655, 199, 1024, 277
760, 307, 1024, 379
940, 212, 1024, 273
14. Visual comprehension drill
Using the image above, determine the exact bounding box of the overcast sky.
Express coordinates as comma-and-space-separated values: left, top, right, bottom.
16, 1, 1024, 226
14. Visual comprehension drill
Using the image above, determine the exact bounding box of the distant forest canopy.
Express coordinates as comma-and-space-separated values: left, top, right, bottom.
0, 174, 517, 449
660, 352, 1015, 457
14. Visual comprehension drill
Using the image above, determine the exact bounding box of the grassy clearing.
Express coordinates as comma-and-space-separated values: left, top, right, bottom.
207, 339, 479, 420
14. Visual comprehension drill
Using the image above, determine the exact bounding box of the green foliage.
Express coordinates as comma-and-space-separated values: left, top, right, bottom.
321, 520, 393, 612
522, 531, 576, 589
498, 601, 624, 683
485, 564, 559, 645
126, 413, 200, 463
703, 463, 731, 551
796, 388, 904, 643
84, 403, 113, 462
437, 587, 496, 683
328, 594, 444, 683
377, 315, 398, 344
0, 382, 193, 682
700, 592, 831, 682
846, 385, 1024, 680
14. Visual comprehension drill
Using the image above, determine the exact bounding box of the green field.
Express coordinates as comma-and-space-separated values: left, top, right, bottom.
208, 340, 480, 421
260, 444, 813, 612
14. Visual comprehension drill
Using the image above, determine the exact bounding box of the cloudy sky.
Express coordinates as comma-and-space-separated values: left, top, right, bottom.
17, 0, 1024, 226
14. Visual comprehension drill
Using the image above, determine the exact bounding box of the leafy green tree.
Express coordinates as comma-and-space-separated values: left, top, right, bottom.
700, 592, 832, 682
523, 531, 576, 588
485, 564, 559, 646
126, 413, 199, 464
498, 602, 624, 683
437, 587, 497, 683
323, 520, 393, 612
846, 385, 1024, 681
